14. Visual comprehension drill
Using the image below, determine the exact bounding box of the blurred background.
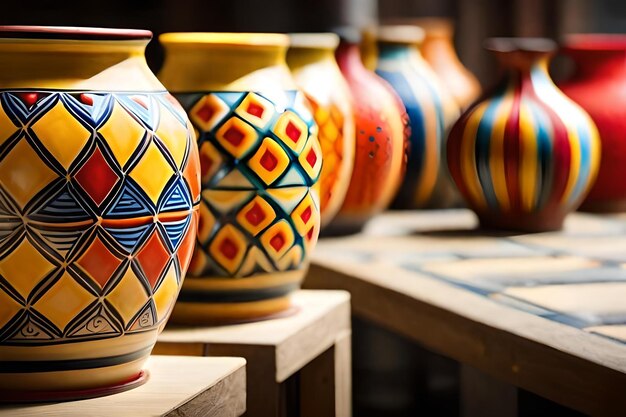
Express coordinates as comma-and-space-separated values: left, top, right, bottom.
2, 0, 625, 85
2, 1, 621, 416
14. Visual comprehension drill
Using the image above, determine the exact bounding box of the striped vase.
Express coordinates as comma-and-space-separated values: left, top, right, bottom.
375, 26, 460, 209
447, 38, 600, 232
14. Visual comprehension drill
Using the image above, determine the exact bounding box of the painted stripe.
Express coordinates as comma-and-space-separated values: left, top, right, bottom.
528, 102, 554, 210
177, 282, 299, 303
503, 75, 522, 211
488, 84, 515, 210
460, 102, 489, 209
518, 102, 538, 212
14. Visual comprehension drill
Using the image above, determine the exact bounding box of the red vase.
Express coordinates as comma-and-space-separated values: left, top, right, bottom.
326, 31, 408, 234
559, 34, 626, 212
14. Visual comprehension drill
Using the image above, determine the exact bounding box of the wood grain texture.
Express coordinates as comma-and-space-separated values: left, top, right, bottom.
0, 356, 246, 417
305, 209, 626, 416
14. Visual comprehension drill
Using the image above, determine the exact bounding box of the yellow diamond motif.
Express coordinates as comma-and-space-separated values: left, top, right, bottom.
129, 141, 174, 205
274, 111, 308, 154
199, 141, 224, 184
0, 139, 58, 209
106, 266, 149, 326
31, 101, 91, 170
190, 94, 230, 132
247, 138, 290, 185
0, 238, 56, 299
0, 288, 22, 330
209, 224, 247, 275
33, 272, 95, 331
298, 134, 323, 181
215, 117, 259, 159
236, 196, 275, 236
98, 101, 146, 168
155, 103, 189, 169
153, 263, 179, 321
197, 202, 216, 243
260, 219, 295, 261
235, 93, 274, 129
0, 106, 18, 148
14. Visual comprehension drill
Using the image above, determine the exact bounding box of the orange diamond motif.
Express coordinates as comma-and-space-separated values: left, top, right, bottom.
190, 94, 230, 132
260, 220, 295, 261
199, 141, 224, 184
197, 202, 216, 243
298, 135, 323, 181
209, 224, 247, 275
236, 196, 275, 236
0, 139, 58, 209
0, 106, 18, 148
247, 138, 289, 185
274, 111, 308, 153
235, 93, 274, 129
215, 117, 259, 159
0, 288, 21, 329
76, 236, 123, 289
0, 238, 56, 299
291, 191, 320, 237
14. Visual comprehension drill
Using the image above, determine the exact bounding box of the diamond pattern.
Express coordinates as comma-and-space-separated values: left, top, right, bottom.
199, 141, 223, 184
31, 101, 91, 170
235, 93, 274, 128
236, 196, 275, 236
299, 134, 323, 181
190, 94, 229, 131
0, 90, 198, 347
274, 111, 308, 153
0, 139, 58, 209
98, 101, 146, 168
247, 138, 290, 185
209, 224, 247, 275
260, 219, 295, 260
215, 117, 259, 159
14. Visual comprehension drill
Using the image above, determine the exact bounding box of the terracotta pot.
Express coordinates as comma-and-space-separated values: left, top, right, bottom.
374, 25, 460, 209
447, 38, 600, 232
0, 26, 200, 400
326, 30, 408, 234
287, 33, 355, 227
159, 33, 321, 324
558, 34, 626, 212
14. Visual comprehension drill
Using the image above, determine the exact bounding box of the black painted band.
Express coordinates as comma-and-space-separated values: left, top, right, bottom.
177, 282, 299, 303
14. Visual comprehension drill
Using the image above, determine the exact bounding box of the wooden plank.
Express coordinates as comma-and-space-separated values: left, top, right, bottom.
585, 325, 626, 343
156, 290, 351, 383
305, 258, 626, 415
0, 356, 246, 417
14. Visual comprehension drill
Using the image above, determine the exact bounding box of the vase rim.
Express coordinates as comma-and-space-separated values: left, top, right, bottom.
376, 25, 425, 45
159, 32, 289, 47
485, 37, 556, 53
562, 33, 626, 51
0, 25, 152, 41
289, 33, 339, 49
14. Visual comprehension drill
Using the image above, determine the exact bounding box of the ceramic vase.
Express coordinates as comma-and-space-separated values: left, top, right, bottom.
0, 26, 200, 400
559, 35, 626, 212
326, 29, 408, 234
287, 33, 355, 227
159, 33, 321, 324
375, 25, 460, 209
447, 38, 600, 232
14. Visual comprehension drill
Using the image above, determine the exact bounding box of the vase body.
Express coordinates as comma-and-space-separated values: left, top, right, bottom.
558, 35, 626, 212
375, 26, 460, 209
0, 27, 200, 399
327, 38, 407, 234
287, 34, 355, 227
159, 33, 321, 324
447, 38, 600, 232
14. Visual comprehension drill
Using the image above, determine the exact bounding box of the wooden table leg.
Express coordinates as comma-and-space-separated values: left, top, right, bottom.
300, 330, 352, 417
461, 364, 518, 417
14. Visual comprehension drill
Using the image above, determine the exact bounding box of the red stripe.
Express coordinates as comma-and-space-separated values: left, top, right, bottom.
446, 113, 471, 201
503, 74, 522, 211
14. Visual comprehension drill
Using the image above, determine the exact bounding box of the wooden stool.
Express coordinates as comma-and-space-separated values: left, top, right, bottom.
155, 290, 351, 417
0, 356, 246, 417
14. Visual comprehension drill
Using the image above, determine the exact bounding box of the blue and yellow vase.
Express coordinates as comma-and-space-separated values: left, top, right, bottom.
447, 38, 600, 231
0, 27, 200, 399
374, 25, 460, 209
159, 33, 321, 324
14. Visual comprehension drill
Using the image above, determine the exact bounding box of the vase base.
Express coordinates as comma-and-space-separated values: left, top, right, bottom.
477, 211, 565, 233
0, 370, 148, 404
169, 295, 299, 325
579, 198, 626, 213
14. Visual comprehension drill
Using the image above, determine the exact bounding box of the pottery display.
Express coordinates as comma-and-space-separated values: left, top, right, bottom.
447, 38, 600, 232
287, 33, 355, 227
375, 25, 460, 209
559, 34, 626, 212
326, 29, 408, 234
0, 26, 200, 399
159, 33, 321, 323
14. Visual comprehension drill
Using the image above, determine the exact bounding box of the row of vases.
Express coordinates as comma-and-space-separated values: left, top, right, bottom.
0, 23, 624, 400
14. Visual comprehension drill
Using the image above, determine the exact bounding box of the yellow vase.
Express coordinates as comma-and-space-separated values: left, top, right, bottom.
159, 33, 321, 324
287, 33, 355, 228
0, 26, 200, 400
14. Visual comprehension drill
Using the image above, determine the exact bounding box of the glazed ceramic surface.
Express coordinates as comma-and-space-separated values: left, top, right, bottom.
159, 33, 321, 323
327, 33, 407, 234
559, 35, 626, 212
375, 26, 460, 209
0, 27, 199, 397
287, 33, 355, 227
448, 38, 600, 231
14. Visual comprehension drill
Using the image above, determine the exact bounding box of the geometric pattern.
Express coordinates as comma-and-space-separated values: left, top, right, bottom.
0, 91, 200, 346
176, 91, 321, 279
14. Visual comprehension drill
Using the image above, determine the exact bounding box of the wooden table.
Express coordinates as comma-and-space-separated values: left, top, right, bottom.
0, 356, 246, 417
305, 209, 626, 416
155, 290, 351, 417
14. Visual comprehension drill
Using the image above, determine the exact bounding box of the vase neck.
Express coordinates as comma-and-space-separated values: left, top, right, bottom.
335, 41, 365, 72
0, 38, 162, 90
